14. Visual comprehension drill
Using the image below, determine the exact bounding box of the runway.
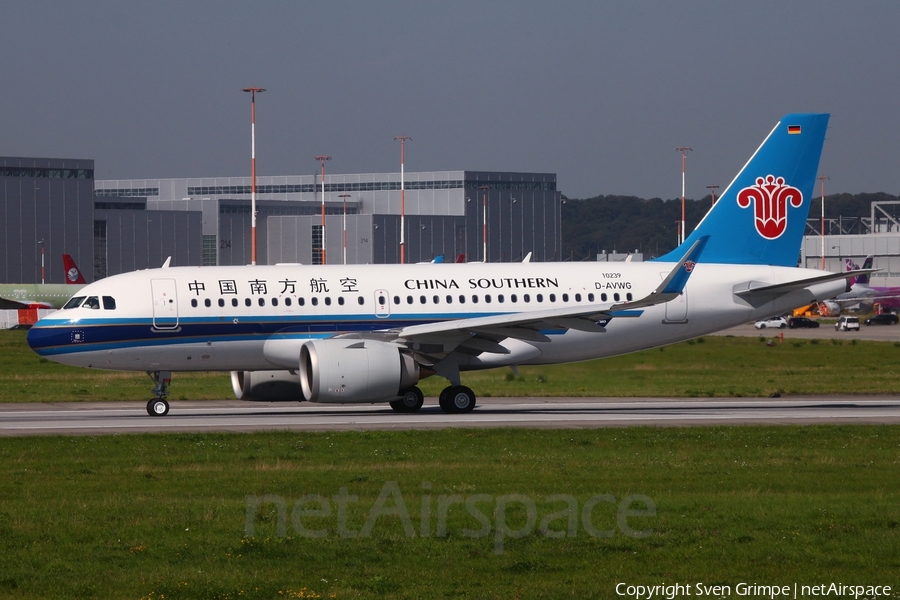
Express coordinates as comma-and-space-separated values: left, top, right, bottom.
2, 396, 899, 436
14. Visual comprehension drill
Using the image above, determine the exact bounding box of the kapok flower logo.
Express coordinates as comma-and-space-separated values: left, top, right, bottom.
736, 175, 803, 240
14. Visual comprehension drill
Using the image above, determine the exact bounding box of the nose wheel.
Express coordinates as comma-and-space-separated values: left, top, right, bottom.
146, 371, 172, 417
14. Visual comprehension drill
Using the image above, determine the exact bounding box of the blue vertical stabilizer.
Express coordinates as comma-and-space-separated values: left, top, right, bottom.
655, 113, 829, 266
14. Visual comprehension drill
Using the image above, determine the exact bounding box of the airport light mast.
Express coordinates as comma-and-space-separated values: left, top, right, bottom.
315, 155, 332, 265
38, 239, 44, 284
339, 194, 350, 264
676, 147, 692, 244
394, 136, 412, 264
706, 184, 719, 207
818, 175, 830, 270
479, 185, 489, 262
242, 87, 266, 265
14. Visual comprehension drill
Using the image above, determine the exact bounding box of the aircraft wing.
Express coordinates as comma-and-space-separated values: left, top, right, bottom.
395, 237, 707, 352
0, 297, 30, 310
733, 269, 877, 297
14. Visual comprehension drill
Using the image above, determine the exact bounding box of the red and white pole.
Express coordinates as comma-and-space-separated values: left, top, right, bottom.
818, 176, 829, 270
676, 147, 692, 245
480, 185, 489, 262
394, 136, 411, 264
339, 194, 350, 264
242, 87, 266, 265
315, 156, 332, 265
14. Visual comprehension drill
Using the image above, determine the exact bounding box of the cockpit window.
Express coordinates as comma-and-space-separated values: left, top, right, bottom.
83, 296, 100, 310
63, 296, 86, 309
102, 296, 116, 310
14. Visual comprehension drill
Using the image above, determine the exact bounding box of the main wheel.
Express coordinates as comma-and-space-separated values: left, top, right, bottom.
147, 399, 170, 417
390, 386, 424, 413
439, 385, 476, 414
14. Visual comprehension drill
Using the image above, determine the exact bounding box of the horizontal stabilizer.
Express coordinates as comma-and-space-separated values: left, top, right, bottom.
734, 269, 877, 297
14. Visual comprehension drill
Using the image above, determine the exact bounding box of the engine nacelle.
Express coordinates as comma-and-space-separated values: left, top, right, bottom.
300, 339, 419, 403
231, 370, 304, 401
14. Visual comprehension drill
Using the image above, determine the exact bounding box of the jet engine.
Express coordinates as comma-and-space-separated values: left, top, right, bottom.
230, 370, 304, 401
300, 339, 419, 403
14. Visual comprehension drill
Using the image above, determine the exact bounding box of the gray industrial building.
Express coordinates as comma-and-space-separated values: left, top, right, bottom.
0, 157, 95, 284
95, 170, 562, 267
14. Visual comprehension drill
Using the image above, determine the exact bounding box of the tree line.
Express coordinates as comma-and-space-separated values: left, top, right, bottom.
560, 192, 900, 261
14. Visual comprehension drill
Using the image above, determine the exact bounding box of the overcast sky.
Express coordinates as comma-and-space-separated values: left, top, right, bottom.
1, 1, 897, 200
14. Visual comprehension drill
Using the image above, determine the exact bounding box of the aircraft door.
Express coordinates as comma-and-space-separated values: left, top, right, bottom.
661, 272, 688, 323
374, 289, 390, 318
151, 278, 179, 329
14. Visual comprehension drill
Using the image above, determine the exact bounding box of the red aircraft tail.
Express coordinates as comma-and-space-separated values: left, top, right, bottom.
62, 254, 87, 284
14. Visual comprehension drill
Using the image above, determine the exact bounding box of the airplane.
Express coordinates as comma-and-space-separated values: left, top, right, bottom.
0, 254, 87, 310
832, 255, 900, 312
27, 113, 868, 417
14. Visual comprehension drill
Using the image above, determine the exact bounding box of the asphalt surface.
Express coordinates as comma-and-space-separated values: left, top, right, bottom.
2, 396, 899, 436
2, 320, 898, 437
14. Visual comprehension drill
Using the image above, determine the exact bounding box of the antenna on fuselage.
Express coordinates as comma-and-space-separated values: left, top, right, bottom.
161, 257, 172, 268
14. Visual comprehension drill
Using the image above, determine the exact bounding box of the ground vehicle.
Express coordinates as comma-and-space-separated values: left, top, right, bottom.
788, 316, 820, 329
835, 316, 860, 331
864, 313, 898, 326
755, 317, 788, 329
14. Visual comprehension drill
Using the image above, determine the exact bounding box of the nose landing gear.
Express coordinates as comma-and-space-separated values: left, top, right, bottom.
146, 371, 171, 416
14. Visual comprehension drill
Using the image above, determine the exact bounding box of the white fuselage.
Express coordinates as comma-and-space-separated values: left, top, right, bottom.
28, 260, 845, 373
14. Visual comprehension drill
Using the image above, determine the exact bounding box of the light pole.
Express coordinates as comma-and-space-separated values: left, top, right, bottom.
242, 87, 266, 265
706, 184, 719, 207
676, 147, 692, 244
38, 239, 44, 284
479, 185, 489, 262
818, 175, 830, 270
393, 135, 411, 264
315, 155, 332, 264
339, 194, 350, 264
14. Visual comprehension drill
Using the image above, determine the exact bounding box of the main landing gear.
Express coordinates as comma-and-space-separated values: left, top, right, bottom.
146, 371, 171, 416
438, 385, 477, 414
388, 385, 477, 414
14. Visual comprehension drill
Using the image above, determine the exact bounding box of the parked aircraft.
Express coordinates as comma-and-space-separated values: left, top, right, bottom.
28, 114, 864, 417
0, 254, 87, 310
833, 255, 900, 312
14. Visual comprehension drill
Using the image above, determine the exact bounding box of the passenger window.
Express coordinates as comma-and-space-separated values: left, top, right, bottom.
445, 295, 453, 304
102, 296, 116, 310
358, 297, 365, 305
626, 293, 633, 301
432, 295, 439, 304
523, 294, 530, 303
536, 294, 543, 302
393, 296, 400, 305
588, 293, 594, 302
83, 296, 100, 309
511, 294, 517, 303
420, 295, 426, 304
204, 299, 211, 308
285, 298, 292, 307
549, 294, 556, 302
485, 294, 491, 303
601, 293, 608, 302
498, 294, 505, 303
191, 299, 198, 308
613, 293, 620, 302
325, 297, 332, 306
232, 298, 239, 307
218, 298, 225, 308
272, 298, 279, 307
563, 293, 569, 302
407, 296, 413, 305
379, 295, 386, 305
471, 295, 478, 304
458, 295, 465, 304
245, 298, 251, 307
299, 298, 305, 306
258, 298, 265, 307
575, 293, 582, 302
312, 297, 319, 306
338, 297, 345, 306
63, 296, 86, 309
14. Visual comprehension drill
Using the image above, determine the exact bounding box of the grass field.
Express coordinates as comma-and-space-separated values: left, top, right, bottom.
0, 427, 898, 598
3, 329, 900, 402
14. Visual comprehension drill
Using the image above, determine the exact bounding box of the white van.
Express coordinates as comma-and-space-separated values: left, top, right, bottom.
835, 316, 860, 332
